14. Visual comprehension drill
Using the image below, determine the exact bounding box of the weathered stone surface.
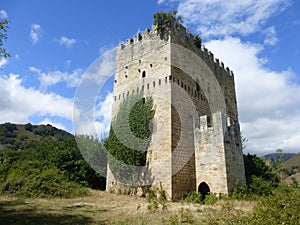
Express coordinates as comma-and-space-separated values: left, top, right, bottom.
106, 18, 246, 200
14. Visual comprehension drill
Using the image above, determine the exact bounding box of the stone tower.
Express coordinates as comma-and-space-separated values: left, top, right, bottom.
106, 17, 246, 200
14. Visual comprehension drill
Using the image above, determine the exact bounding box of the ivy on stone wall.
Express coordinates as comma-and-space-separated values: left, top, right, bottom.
106, 93, 155, 185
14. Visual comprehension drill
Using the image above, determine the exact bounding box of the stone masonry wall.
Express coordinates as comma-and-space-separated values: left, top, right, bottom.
107, 28, 174, 197
107, 17, 246, 199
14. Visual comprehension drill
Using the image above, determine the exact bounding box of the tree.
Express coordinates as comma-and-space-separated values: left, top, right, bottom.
194, 35, 202, 48
0, 17, 10, 58
241, 153, 280, 196
153, 10, 184, 32
106, 93, 155, 186
75, 134, 107, 189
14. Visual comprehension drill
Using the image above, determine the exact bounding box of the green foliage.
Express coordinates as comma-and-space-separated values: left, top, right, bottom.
24, 123, 33, 131
246, 185, 300, 225
0, 160, 88, 198
146, 187, 168, 212
146, 189, 157, 202
75, 134, 107, 182
244, 154, 279, 187
203, 193, 218, 205
153, 10, 183, 32
178, 208, 194, 224
183, 192, 202, 204
193, 35, 202, 48
0, 17, 10, 58
0, 123, 73, 150
183, 191, 217, 205
230, 154, 280, 199
32, 124, 72, 140
0, 125, 107, 197
166, 208, 194, 224
107, 93, 155, 185
34, 137, 106, 189
147, 200, 159, 211
230, 184, 249, 199
249, 176, 274, 196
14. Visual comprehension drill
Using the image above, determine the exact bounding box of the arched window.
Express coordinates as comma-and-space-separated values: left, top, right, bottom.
142, 71, 146, 78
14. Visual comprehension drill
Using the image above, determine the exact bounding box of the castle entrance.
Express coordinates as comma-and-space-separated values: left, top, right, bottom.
198, 182, 210, 200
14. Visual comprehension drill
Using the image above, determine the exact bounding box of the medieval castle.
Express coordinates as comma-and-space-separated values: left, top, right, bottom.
106, 15, 246, 200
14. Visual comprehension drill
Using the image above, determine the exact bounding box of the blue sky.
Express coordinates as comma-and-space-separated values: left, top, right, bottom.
1, 0, 300, 155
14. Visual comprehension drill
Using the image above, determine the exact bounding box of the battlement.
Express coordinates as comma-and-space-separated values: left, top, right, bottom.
117, 19, 235, 80
110, 15, 245, 198
117, 27, 155, 50
199, 113, 240, 140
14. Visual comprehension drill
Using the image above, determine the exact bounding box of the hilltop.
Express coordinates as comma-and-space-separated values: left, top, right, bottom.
0, 122, 106, 197
0, 122, 72, 150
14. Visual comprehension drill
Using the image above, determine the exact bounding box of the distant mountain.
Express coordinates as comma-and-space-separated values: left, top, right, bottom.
263, 153, 296, 165
0, 122, 72, 150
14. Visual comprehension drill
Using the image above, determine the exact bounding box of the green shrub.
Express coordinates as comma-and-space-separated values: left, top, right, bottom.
0, 160, 88, 198
183, 192, 202, 204
203, 193, 217, 205
179, 208, 194, 224
249, 176, 273, 196
146, 189, 157, 202
230, 184, 250, 199
249, 185, 300, 225
147, 200, 159, 211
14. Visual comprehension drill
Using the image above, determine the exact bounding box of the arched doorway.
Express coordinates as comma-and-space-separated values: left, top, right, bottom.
198, 182, 210, 200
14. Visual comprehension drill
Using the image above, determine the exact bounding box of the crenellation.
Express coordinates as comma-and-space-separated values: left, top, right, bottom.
117, 21, 236, 84
107, 16, 245, 199
134, 33, 142, 42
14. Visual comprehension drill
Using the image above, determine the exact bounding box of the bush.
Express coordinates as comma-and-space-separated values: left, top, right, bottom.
0, 160, 89, 198
183, 192, 202, 204
249, 176, 273, 196
24, 123, 33, 131
249, 185, 300, 224
203, 193, 217, 205
230, 184, 250, 199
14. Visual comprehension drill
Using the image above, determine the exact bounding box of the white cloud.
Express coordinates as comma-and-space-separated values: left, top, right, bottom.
30, 24, 41, 44
0, 57, 8, 68
95, 92, 113, 135
263, 26, 279, 46
39, 118, 67, 131
0, 10, 7, 19
29, 66, 82, 90
73, 48, 116, 137
56, 36, 77, 48
73, 92, 113, 137
0, 74, 74, 124
205, 37, 300, 154
157, 0, 299, 154
174, 0, 291, 37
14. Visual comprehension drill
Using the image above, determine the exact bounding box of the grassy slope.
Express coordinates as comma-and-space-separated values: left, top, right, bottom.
281, 153, 300, 169
280, 153, 300, 183
15, 124, 43, 141
0, 190, 255, 225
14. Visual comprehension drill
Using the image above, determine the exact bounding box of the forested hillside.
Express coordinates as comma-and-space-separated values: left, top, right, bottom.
0, 123, 106, 198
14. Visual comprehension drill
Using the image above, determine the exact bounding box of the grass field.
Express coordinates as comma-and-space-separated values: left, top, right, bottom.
0, 190, 255, 225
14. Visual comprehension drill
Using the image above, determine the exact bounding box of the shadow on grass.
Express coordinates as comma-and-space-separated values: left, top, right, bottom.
0, 199, 107, 225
